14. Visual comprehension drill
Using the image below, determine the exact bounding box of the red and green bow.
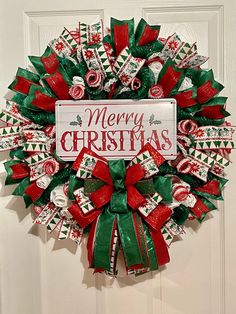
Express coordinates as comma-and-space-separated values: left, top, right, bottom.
68, 144, 172, 275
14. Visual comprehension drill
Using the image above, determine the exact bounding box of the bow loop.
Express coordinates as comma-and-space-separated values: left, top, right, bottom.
90, 185, 114, 209
125, 163, 145, 187
92, 160, 113, 185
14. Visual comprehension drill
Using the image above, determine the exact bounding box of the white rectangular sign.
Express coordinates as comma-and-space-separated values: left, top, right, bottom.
55, 99, 177, 161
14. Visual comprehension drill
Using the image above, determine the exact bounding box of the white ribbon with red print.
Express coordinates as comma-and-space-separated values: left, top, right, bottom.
113, 47, 145, 86
33, 202, 83, 242
25, 152, 60, 182
0, 126, 23, 151
82, 43, 114, 78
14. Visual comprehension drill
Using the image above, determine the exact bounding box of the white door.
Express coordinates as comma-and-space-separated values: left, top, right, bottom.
0, 1, 235, 314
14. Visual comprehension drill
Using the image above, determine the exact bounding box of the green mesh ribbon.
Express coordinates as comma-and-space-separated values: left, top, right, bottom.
19, 107, 55, 125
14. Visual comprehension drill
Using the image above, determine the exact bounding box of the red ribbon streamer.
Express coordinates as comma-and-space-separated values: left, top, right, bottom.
24, 182, 44, 202
14, 76, 39, 95
10, 163, 30, 180
32, 91, 57, 112
201, 105, 225, 119
41, 52, 59, 74
113, 24, 129, 56
90, 185, 114, 209
150, 228, 170, 266
45, 71, 71, 100
127, 186, 146, 210
190, 197, 210, 219
158, 66, 182, 97
194, 180, 221, 196
138, 25, 159, 46
173, 89, 197, 108
87, 217, 99, 267
197, 80, 219, 104
125, 164, 145, 186
92, 161, 113, 186
144, 204, 172, 230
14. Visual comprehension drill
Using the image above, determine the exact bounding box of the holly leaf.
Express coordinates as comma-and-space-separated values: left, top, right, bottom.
69, 121, 79, 126
149, 114, 154, 125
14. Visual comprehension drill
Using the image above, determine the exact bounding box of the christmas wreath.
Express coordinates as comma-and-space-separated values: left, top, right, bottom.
1, 18, 234, 276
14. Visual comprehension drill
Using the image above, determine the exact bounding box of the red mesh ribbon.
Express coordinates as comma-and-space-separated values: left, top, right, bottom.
127, 186, 146, 210
113, 23, 129, 56
41, 52, 59, 74
158, 66, 182, 97
138, 25, 160, 46
13, 76, 39, 95
24, 182, 44, 202
10, 163, 30, 180
45, 71, 71, 99
194, 180, 221, 196
92, 161, 113, 185
144, 204, 172, 230
173, 89, 197, 108
31, 91, 57, 112
90, 185, 114, 209
125, 164, 145, 186
150, 228, 170, 266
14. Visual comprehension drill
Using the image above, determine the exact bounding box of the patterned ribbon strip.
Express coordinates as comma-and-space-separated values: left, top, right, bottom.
0, 101, 30, 126
82, 43, 114, 78
174, 145, 230, 182
0, 126, 22, 151
78, 20, 104, 46
34, 203, 83, 242
49, 28, 79, 57
157, 33, 183, 62
22, 130, 52, 153
154, 33, 208, 68
191, 126, 235, 150
113, 46, 145, 86
162, 218, 185, 247
25, 152, 60, 182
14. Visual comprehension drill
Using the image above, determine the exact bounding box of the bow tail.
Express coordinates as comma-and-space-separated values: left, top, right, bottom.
118, 212, 165, 275
88, 209, 117, 273
149, 228, 170, 266
88, 210, 144, 274
117, 211, 150, 273
128, 213, 159, 274
88, 210, 163, 275
142, 223, 159, 271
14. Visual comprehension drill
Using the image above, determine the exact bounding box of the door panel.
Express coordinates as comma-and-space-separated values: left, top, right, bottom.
0, 1, 235, 313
